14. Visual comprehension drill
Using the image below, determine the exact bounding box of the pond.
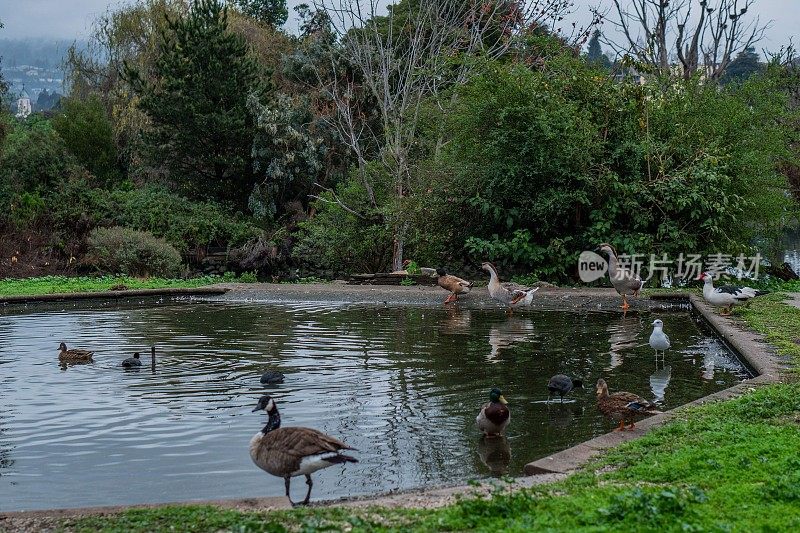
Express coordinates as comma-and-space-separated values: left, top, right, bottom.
0, 298, 750, 511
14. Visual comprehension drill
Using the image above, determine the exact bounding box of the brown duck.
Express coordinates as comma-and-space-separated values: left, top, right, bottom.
249, 396, 358, 506
596, 378, 660, 431
476, 388, 510, 437
436, 268, 473, 304
58, 342, 94, 363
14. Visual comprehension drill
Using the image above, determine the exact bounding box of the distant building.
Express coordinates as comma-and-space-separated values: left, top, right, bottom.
15, 85, 32, 119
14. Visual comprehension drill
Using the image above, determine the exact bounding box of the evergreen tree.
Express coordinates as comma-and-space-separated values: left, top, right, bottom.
0, 19, 8, 99
232, 0, 288, 27
126, 0, 268, 206
721, 47, 765, 85
586, 30, 611, 70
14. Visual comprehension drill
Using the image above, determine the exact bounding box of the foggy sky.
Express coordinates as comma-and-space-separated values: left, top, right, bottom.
1, 0, 798, 53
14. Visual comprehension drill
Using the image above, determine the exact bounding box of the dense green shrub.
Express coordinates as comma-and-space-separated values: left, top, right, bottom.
106, 186, 260, 252
85, 226, 184, 277
52, 95, 121, 185
431, 56, 794, 280
0, 117, 75, 192
293, 167, 392, 273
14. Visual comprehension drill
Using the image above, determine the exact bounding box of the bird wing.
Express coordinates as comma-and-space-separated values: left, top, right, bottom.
717, 285, 759, 300
500, 282, 531, 295
610, 391, 655, 411
256, 427, 354, 475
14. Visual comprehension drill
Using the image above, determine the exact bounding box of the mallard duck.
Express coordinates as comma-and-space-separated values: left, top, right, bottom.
700, 272, 768, 315
436, 268, 473, 304
476, 388, 510, 437
547, 374, 583, 403
481, 262, 538, 312
58, 342, 93, 363
250, 395, 358, 506
121, 353, 142, 368
595, 378, 660, 431
649, 319, 670, 360
260, 371, 285, 385
596, 244, 644, 310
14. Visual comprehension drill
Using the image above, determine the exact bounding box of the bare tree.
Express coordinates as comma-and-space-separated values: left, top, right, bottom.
604, 0, 769, 80
313, 0, 590, 271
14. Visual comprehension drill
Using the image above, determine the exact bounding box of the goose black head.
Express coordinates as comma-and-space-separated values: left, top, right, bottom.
489, 388, 508, 405
252, 395, 277, 413
59, 342, 67, 351
133, 352, 140, 359
436, 268, 447, 277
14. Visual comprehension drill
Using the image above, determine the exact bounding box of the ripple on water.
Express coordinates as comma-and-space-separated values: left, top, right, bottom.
0, 300, 749, 511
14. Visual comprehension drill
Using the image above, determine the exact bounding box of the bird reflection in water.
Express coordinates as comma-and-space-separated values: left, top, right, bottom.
487, 317, 535, 363
649, 364, 672, 404
477, 435, 511, 477
546, 402, 584, 431
604, 315, 640, 371
438, 308, 472, 336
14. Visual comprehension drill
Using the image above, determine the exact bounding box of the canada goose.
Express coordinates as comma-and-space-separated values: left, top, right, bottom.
596, 244, 644, 310
476, 388, 510, 437
699, 272, 768, 315
481, 262, 538, 312
58, 342, 93, 363
122, 353, 142, 368
595, 378, 661, 431
547, 374, 583, 403
260, 371, 285, 385
250, 395, 358, 506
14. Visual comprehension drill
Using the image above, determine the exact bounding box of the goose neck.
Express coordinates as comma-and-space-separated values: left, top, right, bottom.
262, 411, 281, 434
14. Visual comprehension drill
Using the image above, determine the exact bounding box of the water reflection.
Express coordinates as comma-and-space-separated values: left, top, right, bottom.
438, 308, 472, 336
0, 301, 749, 511
649, 365, 672, 404
605, 315, 641, 371
477, 436, 511, 477
487, 317, 535, 363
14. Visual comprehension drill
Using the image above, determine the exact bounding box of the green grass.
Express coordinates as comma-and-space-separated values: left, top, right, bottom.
54, 285, 800, 532
0, 273, 253, 297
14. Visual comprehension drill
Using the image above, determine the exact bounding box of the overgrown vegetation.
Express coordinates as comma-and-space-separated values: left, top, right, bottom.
1, 0, 798, 282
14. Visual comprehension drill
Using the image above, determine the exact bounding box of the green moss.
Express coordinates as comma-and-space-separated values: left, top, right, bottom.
0, 273, 252, 297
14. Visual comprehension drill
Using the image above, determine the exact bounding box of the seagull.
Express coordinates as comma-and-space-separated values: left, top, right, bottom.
649, 319, 670, 361
699, 272, 768, 315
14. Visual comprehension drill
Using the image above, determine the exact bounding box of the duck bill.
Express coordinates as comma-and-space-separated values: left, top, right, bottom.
499, 395, 508, 405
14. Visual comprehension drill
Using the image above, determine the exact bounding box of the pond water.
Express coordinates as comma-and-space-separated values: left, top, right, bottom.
0, 298, 750, 511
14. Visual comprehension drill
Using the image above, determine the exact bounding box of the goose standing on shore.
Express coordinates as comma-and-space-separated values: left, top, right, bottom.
249, 396, 358, 506
595, 378, 661, 431
649, 319, 670, 360
699, 272, 768, 315
596, 244, 643, 310
476, 388, 510, 437
481, 262, 538, 312
58, 343, 93, 363
436, 268, 473, 304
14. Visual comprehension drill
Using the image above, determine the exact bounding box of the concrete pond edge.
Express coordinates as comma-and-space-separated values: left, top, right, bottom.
0, 288, 793, 522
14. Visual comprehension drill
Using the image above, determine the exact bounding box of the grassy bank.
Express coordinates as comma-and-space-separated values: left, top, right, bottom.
30, 288, 800, 532
0, 273, 255, 297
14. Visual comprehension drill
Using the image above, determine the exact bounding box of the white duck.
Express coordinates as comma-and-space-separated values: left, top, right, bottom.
649, 319, 670, 360
596, 243, 644, 310
699, 272, 768, 315
481, 262, 538, 313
